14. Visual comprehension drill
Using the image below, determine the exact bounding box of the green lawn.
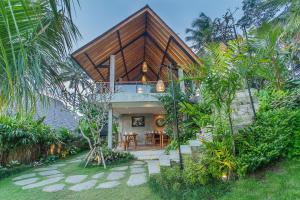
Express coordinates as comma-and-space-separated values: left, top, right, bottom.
0, 153, 160, 200
221, 159, 300, 200
0, 154, 299, 200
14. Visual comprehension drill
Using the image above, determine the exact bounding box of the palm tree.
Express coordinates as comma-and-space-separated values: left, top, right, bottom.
58, 58, 91, 107
185, 13, 214, 55
0, 0, 80, 112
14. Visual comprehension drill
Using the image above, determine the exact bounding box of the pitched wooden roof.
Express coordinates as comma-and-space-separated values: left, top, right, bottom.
71, 5, 199, 82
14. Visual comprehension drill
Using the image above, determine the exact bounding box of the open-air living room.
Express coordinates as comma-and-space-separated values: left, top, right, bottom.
1, 1, 300, 200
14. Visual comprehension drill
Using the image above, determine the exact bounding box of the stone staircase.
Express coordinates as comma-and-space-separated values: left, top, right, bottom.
146, 140, 202, 176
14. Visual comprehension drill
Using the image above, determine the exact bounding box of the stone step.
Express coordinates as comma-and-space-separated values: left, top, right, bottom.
189, 140, 201, 147
169, 150, 179, 162
129, 150, 165, 160
147, 160, 160, 175
180, 145, 192, 155
159, 155, 171, 166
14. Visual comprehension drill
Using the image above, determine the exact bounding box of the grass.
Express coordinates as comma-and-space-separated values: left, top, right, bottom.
221, 159, 300, 200
0, 154, 299, 200
0, 153, 160, 200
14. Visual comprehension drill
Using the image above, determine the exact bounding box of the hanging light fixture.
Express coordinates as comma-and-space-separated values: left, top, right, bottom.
137, 86, 144, 93
156, 80, 165, 92
141, 74, 147, 84
142, 61, 148, 72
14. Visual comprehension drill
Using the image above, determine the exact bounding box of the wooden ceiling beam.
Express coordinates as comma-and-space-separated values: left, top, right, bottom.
96, 32, 145, 68
157, 36, 172, 80
143, 13, 148, 61
117, 30, 130, 81
148, 65, 159, 79
145, 32, 177, 67
84, 52, 106, 81
170, 35, 198, 64
120, 61, 143, 79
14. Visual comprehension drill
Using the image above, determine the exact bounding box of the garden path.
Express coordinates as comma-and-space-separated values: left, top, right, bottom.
11, 155, 148, 193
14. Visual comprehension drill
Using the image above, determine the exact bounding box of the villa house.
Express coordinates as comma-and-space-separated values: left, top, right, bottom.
71, 5, 199, 149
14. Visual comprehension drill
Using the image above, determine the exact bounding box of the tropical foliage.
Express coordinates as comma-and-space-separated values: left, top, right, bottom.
0, 0, 80, 111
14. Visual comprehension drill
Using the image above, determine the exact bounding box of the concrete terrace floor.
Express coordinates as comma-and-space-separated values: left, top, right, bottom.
0, 153, 160, 200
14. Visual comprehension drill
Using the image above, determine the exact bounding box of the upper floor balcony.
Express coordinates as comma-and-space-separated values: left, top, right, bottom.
111, 81, 168, 103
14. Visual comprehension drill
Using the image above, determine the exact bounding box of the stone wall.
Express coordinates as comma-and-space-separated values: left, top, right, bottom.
231, 89, 259, 129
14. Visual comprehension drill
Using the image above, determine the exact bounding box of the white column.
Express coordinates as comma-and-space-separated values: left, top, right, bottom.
109, 55, 115, 93
178, 68, 185, 93
108, 108, 113, 149
108, 55, 115, 149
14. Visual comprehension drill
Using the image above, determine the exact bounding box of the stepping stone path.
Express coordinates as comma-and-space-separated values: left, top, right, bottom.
127, 173, 147, 186
46, 174, 64, 178
106, 171, 125, 181
13, 173, 36, 181
39, 170, 61, 176
23, 177, 64, 190
130, 165, 143, 169
96, 181, 120, 189
130, 167, 145, 174
43, 184, 65, 192
111, 166, 128, 171
34, 167, 57, 172
92, 172, 105, 179
12, 154, 150, 193
65, 175, 87, 184
14, 178, 39, 186
68, 159, 82, 164
132, 161, 145, 165
51, 163, 66, 167
147, 160, 160, 175
69, 180, 97, 191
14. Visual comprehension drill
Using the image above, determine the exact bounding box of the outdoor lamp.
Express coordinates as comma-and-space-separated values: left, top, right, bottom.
141, 74, 147, 84
137, 86, 144, 93
142, 61, 148, 72
156, 80, 165, 92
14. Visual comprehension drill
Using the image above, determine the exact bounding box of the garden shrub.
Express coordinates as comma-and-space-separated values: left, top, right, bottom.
101, 147, 134, 164
0, 115, 57, 165
0, 115, 85, 166
56, 127, 88, 157
149, 166, 230, 200
235, 108, 300, 176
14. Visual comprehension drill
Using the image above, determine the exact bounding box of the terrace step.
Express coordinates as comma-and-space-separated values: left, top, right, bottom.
147, 160, 160, 175
169, 150, 179, 162
180, 145, 192, 155
189, 140, 201, 147
159, 155, 171, 166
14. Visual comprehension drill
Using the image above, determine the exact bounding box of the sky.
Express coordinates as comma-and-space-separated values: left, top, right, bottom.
72, 0, 244, 51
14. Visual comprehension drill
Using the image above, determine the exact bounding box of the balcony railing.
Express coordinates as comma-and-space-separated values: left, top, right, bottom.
114, 81, 168, 94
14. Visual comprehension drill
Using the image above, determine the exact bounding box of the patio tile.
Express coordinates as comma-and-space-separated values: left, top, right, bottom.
13, 173, 36, 181
14, 178, 39, 186
132, 161, 145, 165
22, 177, 64, 189
39, 170, 61, 176
42, 184, 65, 192
50, 163, 66, 168
147, 160, 160, 175
127, 173, 147, 186
96, 181, 120, 189
68, 180, 97, 191
46, 174, 64, 178
65, 175, 87, 184
34, 167, 57, 172
107, 171, 126, 181
130, 167, 145, 174
111, 166, 128, 171
92, 172, 105, 179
